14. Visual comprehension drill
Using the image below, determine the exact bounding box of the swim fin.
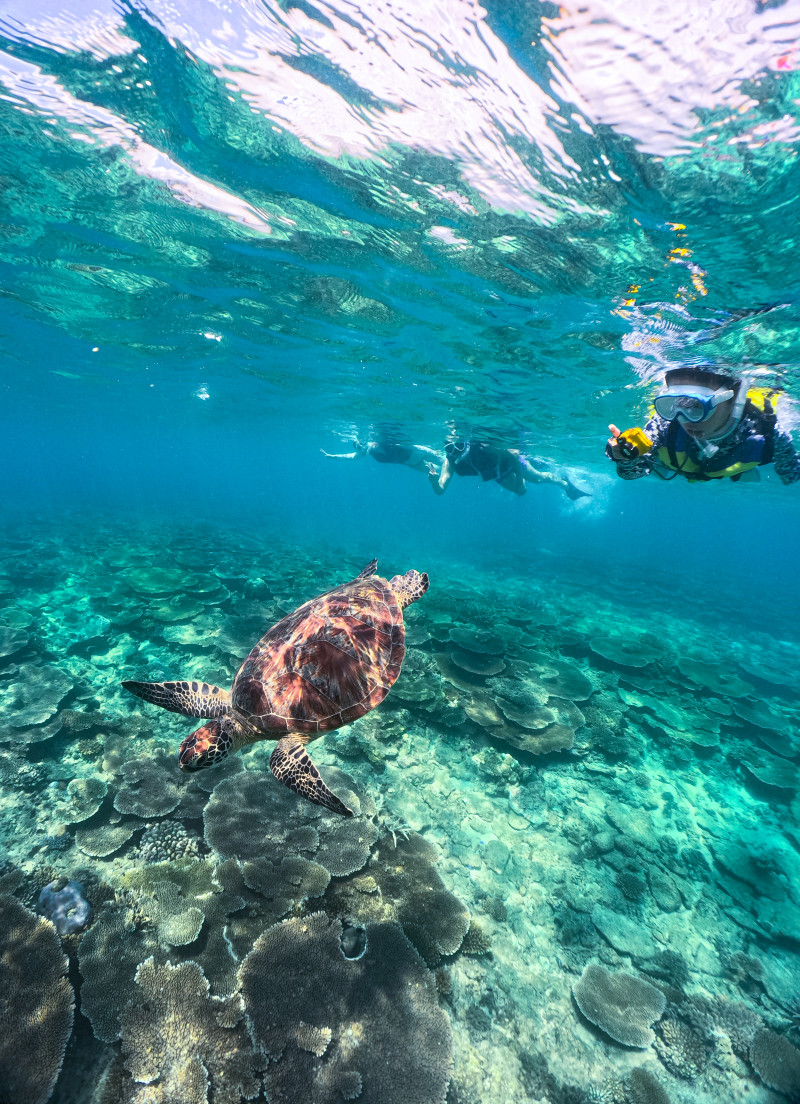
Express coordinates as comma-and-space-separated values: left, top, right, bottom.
565, 478, 591, 501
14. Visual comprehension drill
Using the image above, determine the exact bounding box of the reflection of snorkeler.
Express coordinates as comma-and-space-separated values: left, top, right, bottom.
615, 223, 784, 375
321, 437, 444, 473
427, 439, 590, 500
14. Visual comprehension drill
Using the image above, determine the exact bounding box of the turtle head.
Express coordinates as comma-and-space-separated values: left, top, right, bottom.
179, 719, 233, 771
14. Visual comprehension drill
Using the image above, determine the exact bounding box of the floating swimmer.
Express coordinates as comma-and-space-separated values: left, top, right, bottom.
427, 439, 590, 500
322, 434, 444, 473
122, 559, 428, 817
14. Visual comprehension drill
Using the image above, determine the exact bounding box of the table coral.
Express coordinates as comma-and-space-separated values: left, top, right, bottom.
114, 751, 184, 818
322, 832, 470, 966
749, 1028, 800, 1097
0, 894, 74, 1104
78, 904, 160, 1042
572, 963, 666, 1048
240, 912, 452, 1104
119, 957, 262, 1104
204, 766, 375, 875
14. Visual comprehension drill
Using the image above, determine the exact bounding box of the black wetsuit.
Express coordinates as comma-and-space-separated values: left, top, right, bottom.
445, 440, 516, 482
370, 442, 414, 465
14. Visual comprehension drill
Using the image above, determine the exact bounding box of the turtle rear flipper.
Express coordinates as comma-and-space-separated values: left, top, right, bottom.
270, 736, 353, 817
388, 569, 429, 609
122, 679, 232, 718
356, 558, 379, 579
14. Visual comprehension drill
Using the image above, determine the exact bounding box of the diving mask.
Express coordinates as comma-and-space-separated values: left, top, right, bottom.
653, 385, 735, 424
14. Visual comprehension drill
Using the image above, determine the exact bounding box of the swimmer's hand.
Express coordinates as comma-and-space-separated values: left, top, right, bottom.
605, 424, 629, 462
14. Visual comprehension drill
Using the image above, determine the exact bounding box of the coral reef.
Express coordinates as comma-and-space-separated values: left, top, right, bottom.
240, 912, 453, 1104
0, 893, 74, 1104
3, 521, 800, 1104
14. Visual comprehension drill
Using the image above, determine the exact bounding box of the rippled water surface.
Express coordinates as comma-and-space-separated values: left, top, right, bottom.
2, 3, 800, 1104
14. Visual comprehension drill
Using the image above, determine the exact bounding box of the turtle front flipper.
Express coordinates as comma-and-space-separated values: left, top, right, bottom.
122, 679, 231, 718
269, 736, 354, 817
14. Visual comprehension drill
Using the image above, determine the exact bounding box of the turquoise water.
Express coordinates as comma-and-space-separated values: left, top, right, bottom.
2, 3, 800, 1103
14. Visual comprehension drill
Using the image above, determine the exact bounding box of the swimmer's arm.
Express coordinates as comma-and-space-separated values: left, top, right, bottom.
321, 439, 368, 460
772, 427, 800, 485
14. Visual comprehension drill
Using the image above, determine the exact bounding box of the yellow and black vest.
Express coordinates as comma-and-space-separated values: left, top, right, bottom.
655, 388, 780, 482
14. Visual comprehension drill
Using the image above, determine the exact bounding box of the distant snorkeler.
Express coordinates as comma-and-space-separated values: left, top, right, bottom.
427, 439, 591, 500
606, 366, 800, 484
321, 433, 444, 473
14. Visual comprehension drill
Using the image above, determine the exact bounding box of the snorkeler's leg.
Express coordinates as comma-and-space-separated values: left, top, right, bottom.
518, 456, 560, 485
517, 454, 590, 498
428, 457, 452, 495
498, 467, 527, 495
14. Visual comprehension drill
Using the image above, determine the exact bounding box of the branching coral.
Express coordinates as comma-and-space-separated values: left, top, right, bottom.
572, 963, 666, 1048
654, 1013, 710, 1081
0, 894, 74, 1104
138, 819, 200, 863
684, 994, 762, 1059
625, 1067, 671, 1104
240, 912, 453, 1104
119, 957, 262, 1104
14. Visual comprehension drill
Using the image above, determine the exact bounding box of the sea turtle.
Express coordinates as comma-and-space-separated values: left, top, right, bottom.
121, 559, 428, 817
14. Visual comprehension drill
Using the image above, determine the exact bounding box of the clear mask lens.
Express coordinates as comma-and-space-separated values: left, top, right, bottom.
654, 394, 709, 422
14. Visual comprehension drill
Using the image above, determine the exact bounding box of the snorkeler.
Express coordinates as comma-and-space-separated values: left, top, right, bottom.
322, 437, 444, 473
606, 366, 800, 484
427, 439, 590, 500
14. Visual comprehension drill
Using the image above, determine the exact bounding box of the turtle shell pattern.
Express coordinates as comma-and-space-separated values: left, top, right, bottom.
231, 573, 405, 735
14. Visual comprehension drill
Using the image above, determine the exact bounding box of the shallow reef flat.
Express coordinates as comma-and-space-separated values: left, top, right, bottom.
0, 516, 799, 1104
